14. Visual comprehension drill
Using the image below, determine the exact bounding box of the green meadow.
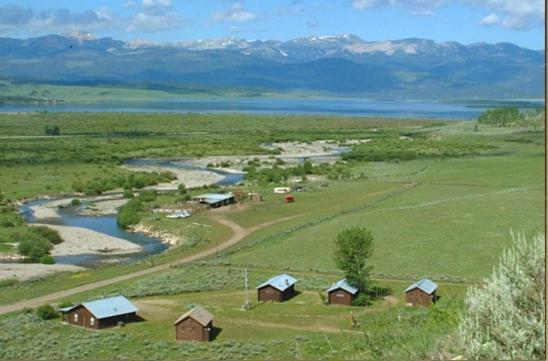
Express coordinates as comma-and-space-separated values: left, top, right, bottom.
0, 111, 544, 359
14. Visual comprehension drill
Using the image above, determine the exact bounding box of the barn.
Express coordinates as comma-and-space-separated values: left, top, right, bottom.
257, 274, 297, 302
59, 295, 139, 329
405, 278, 438, 306
326, 279, 359, 306
174, 305, 214, 342
193, 193, 235, 208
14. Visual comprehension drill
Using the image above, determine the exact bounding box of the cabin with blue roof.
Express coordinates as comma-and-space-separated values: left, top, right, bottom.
59, 295, 139, 329
326, 279, 359, 306
404, 278, 439, 306
257, 274, 297, 302
194, 192, 236, 208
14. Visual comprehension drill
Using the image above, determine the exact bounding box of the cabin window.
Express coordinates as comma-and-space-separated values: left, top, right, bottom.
336, 293, 345, 297
90, 317, 95, 326
266, 288, 273, 294
73, 313, 79, 322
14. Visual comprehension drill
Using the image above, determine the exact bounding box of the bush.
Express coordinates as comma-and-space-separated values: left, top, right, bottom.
117, 206, 140, 228
177, 183, 187, 195
139, 190, 157, 202
18, 237, 52, 262
30, 226, 63, 245
123, 189, 134, 198
453, 233, 545, 360
58, 301, 73, 308
70, 199, 81, 206
36, 304, 58, 320
318, 291, 327, 305
40, 255, 55, 264
0, 278, 18, 289
352, 292, 370, 306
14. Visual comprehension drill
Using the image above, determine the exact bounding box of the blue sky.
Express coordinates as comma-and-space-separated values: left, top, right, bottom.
0, 0, 544, 49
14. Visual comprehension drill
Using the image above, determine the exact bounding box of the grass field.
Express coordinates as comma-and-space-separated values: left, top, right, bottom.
0, 267, 466, 360
220, 127, 544, 281
0, 111, 544, 360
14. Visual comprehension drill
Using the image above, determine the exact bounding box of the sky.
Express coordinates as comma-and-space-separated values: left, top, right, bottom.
0, 0, 545, 49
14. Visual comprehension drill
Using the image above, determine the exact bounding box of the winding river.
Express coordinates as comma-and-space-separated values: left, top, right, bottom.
18, 161, 244, 268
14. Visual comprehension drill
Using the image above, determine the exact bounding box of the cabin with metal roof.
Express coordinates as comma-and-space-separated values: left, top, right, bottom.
59, 295, 139, 329
174, 305, 214, 342
193, 193, 235, 208
405, 278, 439, 306
257, 274, 297, 302
326, 279, 359, 306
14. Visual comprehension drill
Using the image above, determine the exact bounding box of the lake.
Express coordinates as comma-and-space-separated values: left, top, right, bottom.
0, 97, 533, 119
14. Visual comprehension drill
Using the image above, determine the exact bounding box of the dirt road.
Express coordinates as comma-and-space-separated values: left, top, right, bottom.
0, 214, 298, 315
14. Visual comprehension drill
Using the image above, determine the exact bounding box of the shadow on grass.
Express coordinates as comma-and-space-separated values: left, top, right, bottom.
210, 326, 223, 341
367, 286, 392, 300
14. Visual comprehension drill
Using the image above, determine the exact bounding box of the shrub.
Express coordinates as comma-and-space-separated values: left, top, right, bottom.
318, 291, 327, 305
123, 189, 134, 198
177, 183, 187, 195
40, 255, 55, 264
70, 199, 81, 206
58, 301, 73, 308
0, 278, 17, 289
117, 206, 140, 228
139, 190, 157, 202
352, 292, 370, 306
18, 237, 52, 262
36, 304, 58, 320
30, 226, 63, 245
453, 233, 545, 360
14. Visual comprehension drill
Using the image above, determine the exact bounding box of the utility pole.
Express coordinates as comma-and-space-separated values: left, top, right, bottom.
243, 268, 250, 311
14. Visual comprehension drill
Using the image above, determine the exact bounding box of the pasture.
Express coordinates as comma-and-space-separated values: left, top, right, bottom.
0, 111, 543, 359
0, 267, 465, 360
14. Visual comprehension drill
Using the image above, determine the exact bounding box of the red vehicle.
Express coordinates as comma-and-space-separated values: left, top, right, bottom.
284, 195, 295, 203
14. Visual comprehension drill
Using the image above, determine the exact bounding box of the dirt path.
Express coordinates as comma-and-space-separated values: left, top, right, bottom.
0, 215, 298, 315
221, 317, 363, 335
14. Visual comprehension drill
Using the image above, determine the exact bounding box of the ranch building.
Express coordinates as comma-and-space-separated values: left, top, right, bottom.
326, 279, 359, 306
59, 295, 139, 329
248, 192, 263, 202
193, 193, 235, 208
405, 278, 439, 306
174, 305, 214, 342
257, 274, 297, 302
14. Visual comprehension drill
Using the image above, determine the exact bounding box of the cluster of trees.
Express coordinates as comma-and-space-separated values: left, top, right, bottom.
117, 190, 158, 228
343, 137, 488, 162
244, 160, 352, 184
15, 226, 63, 264
43, 125, 60, 136
477, 107, 544, 127
72, 171, 174, 195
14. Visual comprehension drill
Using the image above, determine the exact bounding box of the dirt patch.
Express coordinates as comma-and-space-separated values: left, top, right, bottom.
383, 295, 400, 306
31, 223, 143, 256
0, 263, 85, 281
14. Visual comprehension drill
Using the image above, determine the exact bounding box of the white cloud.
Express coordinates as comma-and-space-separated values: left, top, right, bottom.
479, 13, 500, 25
352, 0, 378, 10
350, 0, 544, 30
127, 0, 182, 32
0, 4, 114, 35
213, 3, 257, 23
469, 0, 544, 29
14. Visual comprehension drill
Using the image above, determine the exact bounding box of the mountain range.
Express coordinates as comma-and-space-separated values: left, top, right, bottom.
0, 31, 544, 99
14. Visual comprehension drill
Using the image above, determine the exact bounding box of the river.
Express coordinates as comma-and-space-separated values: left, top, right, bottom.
17, 161, 245, 268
